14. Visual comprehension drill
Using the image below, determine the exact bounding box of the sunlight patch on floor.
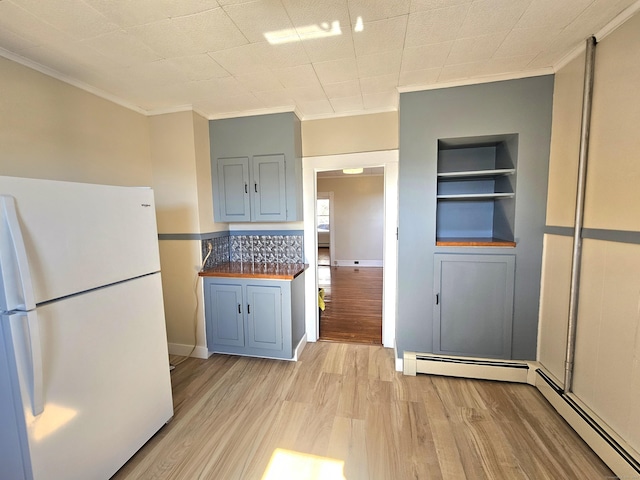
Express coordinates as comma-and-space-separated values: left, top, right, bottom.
262, 448, 345, 480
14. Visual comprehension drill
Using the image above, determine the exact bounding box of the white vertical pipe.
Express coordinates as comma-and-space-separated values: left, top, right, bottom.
564, 36, 597, 393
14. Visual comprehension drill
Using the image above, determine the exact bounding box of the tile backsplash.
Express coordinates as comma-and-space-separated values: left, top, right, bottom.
200, 235, 230, 271
201, 232, 304, 269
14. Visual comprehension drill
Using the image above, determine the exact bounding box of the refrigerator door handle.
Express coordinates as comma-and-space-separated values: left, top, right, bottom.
20, 310, 44, 416
0, 195, 36, 311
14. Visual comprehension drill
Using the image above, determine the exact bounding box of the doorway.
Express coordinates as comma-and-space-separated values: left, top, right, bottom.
302, 150, 399, 352
316, 171, 384, 344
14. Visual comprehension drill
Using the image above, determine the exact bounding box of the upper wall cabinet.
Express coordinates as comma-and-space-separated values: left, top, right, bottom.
217, 154, 287, 222
210, 112, 302, 223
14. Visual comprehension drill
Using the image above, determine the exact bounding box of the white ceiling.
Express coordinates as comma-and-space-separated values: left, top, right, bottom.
0, 0, 638, 120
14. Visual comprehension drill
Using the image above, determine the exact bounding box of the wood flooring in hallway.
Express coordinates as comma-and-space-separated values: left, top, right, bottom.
318, 248, 382, 345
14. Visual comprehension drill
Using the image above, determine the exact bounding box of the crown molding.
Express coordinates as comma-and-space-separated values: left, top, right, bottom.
0, 47, 148, 115
207, 105, 296, 120
553, 0, 640, 72
595, 0, 640, 42
299, 106, 398, 122
146, 105, 195, 116
397, 68, 554, 94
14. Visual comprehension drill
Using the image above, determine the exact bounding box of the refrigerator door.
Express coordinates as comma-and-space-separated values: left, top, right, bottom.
0, 176, 162, 305
4, 273, 173, 480
0, 316, 31, 480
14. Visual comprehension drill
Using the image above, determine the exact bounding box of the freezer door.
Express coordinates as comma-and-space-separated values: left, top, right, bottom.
7, 273, 173, 480
0, 176, 162, 305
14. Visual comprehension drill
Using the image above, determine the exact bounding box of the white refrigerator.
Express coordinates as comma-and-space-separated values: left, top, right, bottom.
0, 176, 174, 480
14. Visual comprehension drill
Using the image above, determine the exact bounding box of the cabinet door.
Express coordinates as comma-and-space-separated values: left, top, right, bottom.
433, 254, 515, 359
246, 285, 282, 351
217, 157, 250, 222
251, 154, 286, 222
207, 283, 245, 347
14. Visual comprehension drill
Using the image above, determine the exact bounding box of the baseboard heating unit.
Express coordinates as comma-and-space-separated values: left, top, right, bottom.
403, 351, 536, 384
403, 351, 640, 480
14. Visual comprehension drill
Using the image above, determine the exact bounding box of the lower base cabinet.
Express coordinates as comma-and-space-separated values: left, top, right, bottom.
433, 254, 515, 359
204, 273, 305, 360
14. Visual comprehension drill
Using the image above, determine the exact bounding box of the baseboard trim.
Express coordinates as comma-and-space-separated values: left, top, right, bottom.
334, 260, 383, 267
394, 342, 403, 372
292, 335, 307, 361
167, 343, 209, 359
535, 368, 640, 479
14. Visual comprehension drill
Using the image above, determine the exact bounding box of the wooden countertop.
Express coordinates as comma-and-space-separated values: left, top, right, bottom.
198, 262, 308, 280
436, 237, 517, 247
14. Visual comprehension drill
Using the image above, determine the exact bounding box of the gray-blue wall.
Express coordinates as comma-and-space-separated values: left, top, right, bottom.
397, 76, 554, 360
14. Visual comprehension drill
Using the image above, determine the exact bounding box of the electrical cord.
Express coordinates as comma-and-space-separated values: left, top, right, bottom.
170, 242, 213, 370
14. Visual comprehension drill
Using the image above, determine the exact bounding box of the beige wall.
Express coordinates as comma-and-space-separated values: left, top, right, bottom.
157, 240, 206, 352
537, 234, 572, 382
584, 13, 640, 231
317, 175, 384, 263
149, 110, 226, 356
194, 112, 219, 234
0, 56, 151, 186
302, 111, 398, 157
572, 239, 640, 450
545, 54, 584, 228
538, 11, 640, 457
149, 111, 200, 234
538, 51, 586, 381
0, 57, 218, 357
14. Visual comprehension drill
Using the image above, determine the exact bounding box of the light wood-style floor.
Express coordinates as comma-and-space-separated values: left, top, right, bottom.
112, 342, 613, 480
318, 248, 383, 345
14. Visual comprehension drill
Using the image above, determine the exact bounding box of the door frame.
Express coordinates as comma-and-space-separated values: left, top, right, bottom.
303, 150, 398, 348
316, 191, 335, 266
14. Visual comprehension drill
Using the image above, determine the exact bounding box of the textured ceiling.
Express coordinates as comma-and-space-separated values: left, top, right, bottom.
0, 0, 638, 119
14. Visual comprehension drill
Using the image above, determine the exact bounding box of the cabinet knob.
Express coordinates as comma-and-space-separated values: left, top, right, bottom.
247, 304, 251, 314
238, 304, 241, 314
244, 183, 248, 194
254, 183, 258, 193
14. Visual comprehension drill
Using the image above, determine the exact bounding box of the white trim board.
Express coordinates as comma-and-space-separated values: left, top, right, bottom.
334, 260, 383, 267
402, 351, 640, 479
167, 342, 209, 360
292, 335, 307, 362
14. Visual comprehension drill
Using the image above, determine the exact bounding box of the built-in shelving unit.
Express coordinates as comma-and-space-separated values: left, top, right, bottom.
436, 134, 518, 246
437, 168, 516, 179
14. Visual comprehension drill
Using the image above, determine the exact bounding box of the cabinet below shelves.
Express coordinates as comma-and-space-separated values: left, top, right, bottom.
433, 254, 515, 359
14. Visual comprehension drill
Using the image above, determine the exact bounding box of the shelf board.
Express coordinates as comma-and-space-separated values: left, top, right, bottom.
437, 168, 515, 179
437, 192, 515, 200
436, 237, 516, 247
